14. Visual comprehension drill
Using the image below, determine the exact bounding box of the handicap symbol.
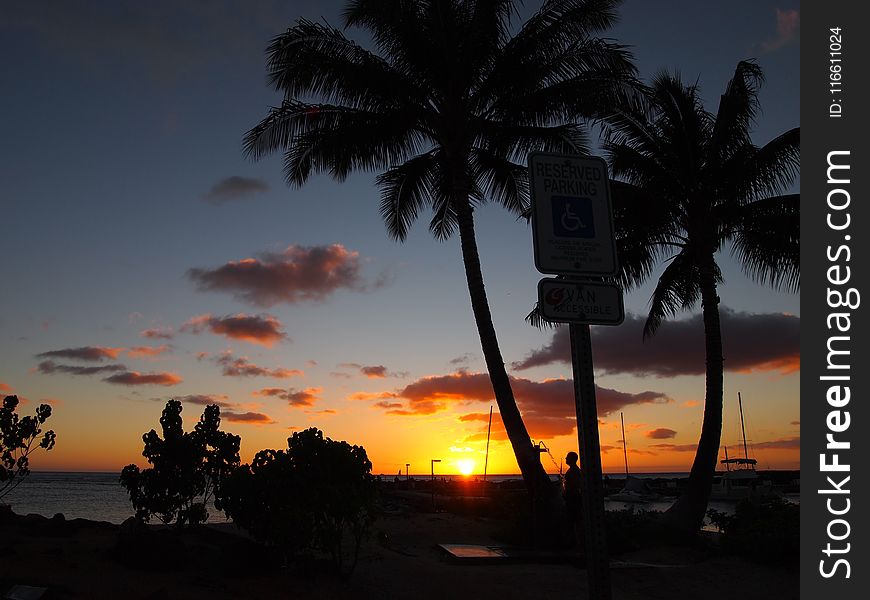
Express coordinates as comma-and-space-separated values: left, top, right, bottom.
560, 204, 585, 232
551, 196, 594, 238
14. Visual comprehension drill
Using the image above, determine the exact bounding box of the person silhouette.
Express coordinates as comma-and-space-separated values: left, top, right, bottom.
563, 451, 584, 549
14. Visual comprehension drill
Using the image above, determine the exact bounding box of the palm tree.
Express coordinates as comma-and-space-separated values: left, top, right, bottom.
603, 61, 799, 532
242, 0, 636, 509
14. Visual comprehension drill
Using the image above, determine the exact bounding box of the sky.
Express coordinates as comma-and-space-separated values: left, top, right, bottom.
0, 0, 800, 476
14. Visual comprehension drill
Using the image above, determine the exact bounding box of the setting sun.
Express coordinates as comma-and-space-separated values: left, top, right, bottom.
456, 459, 476, 476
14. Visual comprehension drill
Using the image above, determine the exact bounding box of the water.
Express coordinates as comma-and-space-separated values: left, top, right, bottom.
2, 472, 227, 524
6, 471, 795, 524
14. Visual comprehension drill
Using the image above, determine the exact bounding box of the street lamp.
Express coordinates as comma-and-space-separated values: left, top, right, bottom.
405, 463, 410, 481
431, 459, 441, 511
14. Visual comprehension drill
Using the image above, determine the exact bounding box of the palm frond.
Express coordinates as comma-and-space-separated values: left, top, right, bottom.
469, 150, 529, 217
266, 19, 426, 112
709, 60, 764, 159
244, 101, 428, 186
723, 127, 800, 202
525, 302, 560, 330
644, 250, 701, 338
730, 194, 800, 292
376, 151, 438, 242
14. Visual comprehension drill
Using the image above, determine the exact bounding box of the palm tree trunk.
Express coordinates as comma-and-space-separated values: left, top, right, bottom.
452, 197, 554, 500
664, 265, 724, 533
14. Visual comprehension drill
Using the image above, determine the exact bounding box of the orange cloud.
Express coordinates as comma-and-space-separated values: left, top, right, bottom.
760, 8, 799, 53
36, 346, 124, 361
0, 382, 12, 392
126, 345, 172, 359
181, 313, 287, 346
188, 244, 389, 306
732, 356, 800, 375
253, 387, 321, 407
360, 370, 670, 440
348, 391, 399, 401
103, 371, 182, 386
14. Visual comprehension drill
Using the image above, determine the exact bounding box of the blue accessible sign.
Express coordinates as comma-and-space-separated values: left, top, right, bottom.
529, 153, 618, 276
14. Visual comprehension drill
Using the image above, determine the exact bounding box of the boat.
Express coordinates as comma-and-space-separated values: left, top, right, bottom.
608, 413, 662, 503
710, 393, 775, 500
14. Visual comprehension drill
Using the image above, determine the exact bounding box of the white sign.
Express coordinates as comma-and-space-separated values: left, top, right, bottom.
537, 279, 624, 325
529, 153, 618, 276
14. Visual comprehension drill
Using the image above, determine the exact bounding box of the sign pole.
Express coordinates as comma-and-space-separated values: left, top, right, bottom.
569, 322, 611, 600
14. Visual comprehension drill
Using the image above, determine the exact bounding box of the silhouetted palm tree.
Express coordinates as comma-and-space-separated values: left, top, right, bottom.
243, 0, 635, 506
603, 61, 799, 532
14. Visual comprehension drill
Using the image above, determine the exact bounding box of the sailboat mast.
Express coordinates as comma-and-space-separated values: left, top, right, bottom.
738, 392, 749, 461
621, 412, 629, 477
483, 405, 493, 482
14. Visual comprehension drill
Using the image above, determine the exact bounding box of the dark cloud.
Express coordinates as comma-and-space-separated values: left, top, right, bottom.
222, 411, 276, 425
202, 176, 269, 205
646, 428, 678, 440
36, 346, 124, 362
37, 360, 127, 376
337, 363, 405, 379
374, 401, 404, 410
253, 387, 321, 407
214, 352, 303, 378
650, 443, 698, 453
181, 313, 287, 346
104, 371, 183, 386
140, 327, 175, 340
357, 370, 669, 439
173, 394, 234, 409
512, 309, 800, 377
449, 353, 476, 366
751, 436, 800, 450
187, 244, 387, 307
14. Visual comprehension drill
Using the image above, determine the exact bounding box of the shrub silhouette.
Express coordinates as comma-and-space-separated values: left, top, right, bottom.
707, 497, 799, 565
1, 395, 56, 499
120, 400, 240, 527
217, 427, 376, 574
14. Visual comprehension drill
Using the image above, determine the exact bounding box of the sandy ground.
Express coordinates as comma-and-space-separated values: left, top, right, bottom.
0, 503, 798, 600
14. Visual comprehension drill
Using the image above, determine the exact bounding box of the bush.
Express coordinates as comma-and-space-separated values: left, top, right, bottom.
216, 427, 376, 575
1, 395, 56, 499
120, 400, 240, 528
707, 497, 799, 565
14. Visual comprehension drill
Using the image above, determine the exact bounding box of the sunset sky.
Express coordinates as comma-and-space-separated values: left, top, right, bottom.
1, 1, 800, 476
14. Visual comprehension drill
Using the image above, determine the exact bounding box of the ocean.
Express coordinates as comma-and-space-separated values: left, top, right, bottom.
4, 471, 789, 524
1, 472, 227, 525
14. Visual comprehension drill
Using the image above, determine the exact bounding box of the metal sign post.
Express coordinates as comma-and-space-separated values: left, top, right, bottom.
528, 152, 619, 600
570, 322, 611, 600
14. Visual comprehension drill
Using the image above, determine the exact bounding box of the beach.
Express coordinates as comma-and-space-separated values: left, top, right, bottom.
1, 484, 798, 600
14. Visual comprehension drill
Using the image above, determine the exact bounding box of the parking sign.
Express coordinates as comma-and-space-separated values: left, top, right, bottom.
529, 153, 618, 276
